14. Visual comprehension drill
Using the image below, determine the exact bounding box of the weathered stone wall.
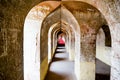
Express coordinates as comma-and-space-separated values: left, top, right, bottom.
71, 0, 120, 80
63, 1, 106, 61
62, 2, 108, 80
40, 7, 61, 62
0, 6, 24, 80
0, 0, 43, 79
0, 0, 120, 80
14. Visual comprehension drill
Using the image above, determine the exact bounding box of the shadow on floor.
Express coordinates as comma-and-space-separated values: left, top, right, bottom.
57, 44, 65, 47
46, 45, 110, 80
45, 71, 68, 80
45, 45, 76, 80
55, 51, 65, 53
57, 47, 65, 49
52, 57, 67, 62
96, 74, 110, 80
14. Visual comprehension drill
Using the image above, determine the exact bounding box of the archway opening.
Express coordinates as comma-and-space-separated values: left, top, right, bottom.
23, 1, 60, 80
23, 1, 112, 80
96, 25, 112, 80
57, 31, 65, 46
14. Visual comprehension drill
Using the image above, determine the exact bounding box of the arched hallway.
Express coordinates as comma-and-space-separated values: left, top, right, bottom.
45, 43, 77, 80
45, 38, 111, 80
45, 42, 111, 80
0, 0, 120, 80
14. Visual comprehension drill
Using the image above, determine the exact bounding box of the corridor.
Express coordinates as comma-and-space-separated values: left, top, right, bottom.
1, 1, 119, 80
45, 44, 77, 80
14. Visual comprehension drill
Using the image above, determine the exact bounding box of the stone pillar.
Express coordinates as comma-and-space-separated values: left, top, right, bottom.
70, 35, 75, 61
66, 36, 69, 53
69, 37, 72, 60
80, 26, 96, 80
80, 43, 95, 80
75, 34, 81, 79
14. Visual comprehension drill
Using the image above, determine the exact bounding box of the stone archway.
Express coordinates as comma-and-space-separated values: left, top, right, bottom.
0, 1, 119, 80
23, 1, 60, 80
24, 1, 111, 80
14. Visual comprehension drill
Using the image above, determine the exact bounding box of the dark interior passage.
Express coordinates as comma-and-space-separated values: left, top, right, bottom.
96, 59, 110, 80
45, 44, 76, 80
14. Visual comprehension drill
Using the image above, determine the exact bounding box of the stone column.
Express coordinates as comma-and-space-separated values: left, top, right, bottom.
80, 26, 96, 80
70, 34, 75, 61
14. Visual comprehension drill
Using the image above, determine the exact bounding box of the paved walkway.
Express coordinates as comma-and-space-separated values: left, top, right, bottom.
45, 45, 77, 80
45, 45, 110, 80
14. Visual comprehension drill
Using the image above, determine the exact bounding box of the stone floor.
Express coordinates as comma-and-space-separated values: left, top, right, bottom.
45, 45, 77, 80
45, 44, 110, 80
96, 59, 110, 80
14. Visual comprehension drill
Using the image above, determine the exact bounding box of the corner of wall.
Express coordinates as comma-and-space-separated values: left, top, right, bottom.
40, 57, 48, 80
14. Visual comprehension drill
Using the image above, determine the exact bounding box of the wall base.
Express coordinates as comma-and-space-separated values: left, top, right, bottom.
40, 57, 48, 80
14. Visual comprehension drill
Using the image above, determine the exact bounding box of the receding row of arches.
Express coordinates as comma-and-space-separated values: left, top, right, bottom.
24, 1, 112, 80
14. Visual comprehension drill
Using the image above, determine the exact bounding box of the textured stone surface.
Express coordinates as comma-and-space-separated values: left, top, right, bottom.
41, 6, 80, 62
0, 0, 43, 80
24, 2, 60, 80
80, 62, 95, 80
62, 1, 106, 62
0, 0, 120, 80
